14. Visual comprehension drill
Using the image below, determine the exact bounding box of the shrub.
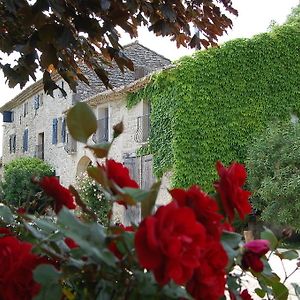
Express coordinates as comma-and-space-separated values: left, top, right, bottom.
246, 122, 300, 229
76, 172, 111, 226
1, 157, 54, 210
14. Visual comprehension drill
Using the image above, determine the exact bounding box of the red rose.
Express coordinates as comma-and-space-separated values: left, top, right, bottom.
17, 207, 26, 214
242, 240, 269, 272
187, 262, 226, 300
240, 290, 253, 300
186, 241, 228, 300
104, 159, 139, 189
230, 289, 253, 300
65, 237, 78, 249
0, 235, 47, 300
135, 201, 206, 285
222, 222, 235, 232
39, 176, 76, 213
214, 161, 252, 222
99, 159, 139, 207
170, 185, 223, 238
108, 225, 135, 259
0, 227, 13, 237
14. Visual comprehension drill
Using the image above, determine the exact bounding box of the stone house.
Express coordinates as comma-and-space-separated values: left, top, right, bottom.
0, 42, 172, 222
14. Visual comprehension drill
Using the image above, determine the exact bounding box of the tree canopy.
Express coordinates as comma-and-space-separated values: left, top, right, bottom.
0, 0, 237, 95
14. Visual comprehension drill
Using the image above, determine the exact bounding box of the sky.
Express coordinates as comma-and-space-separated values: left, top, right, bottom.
0, 0, 299, 153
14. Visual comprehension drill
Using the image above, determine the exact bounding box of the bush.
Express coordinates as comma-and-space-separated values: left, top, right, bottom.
1, 157, 54, 210
76, 172, 111, 226
246, 122, 300, 229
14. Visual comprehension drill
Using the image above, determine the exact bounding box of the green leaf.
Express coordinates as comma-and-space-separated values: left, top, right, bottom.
162, 281, 192, 299
122, 187, 149, 203
276, 249, 299, 260
33, 265, 62, 300
255, 288, 266, 298
141, 181, 160, 218
67, 102, 97, 143
112, 121, 124, 138
221, 231, 242, 249
87, 166, 108, 187
57, 208, 116, 266
0, 204, 14, 223
86, 142, 111, 158
261, 227, 278, 250
271, 281, 289, 300
221, 231, 242, 266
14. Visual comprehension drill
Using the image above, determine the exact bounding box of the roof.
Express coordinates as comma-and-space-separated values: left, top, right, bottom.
85, 64, 174, 107
0, 41, 171, 113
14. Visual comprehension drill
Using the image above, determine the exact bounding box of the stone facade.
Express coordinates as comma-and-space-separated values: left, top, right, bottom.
0, 42, 171, 223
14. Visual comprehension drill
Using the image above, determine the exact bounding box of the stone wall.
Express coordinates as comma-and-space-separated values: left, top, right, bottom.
2, 81, 76, 187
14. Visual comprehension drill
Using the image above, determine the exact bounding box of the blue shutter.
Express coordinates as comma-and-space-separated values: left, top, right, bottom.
34, 96, 39, 110
61, 118, 66, 143
3, 111, 13, 123
25, 129, 29, 151
13, 135, 16, 153
23, 130, 28, 152
52, 118, 58, 144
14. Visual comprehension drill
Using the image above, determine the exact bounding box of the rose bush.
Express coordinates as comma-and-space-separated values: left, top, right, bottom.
0, 102, 298, 300
0, 232, 49, 300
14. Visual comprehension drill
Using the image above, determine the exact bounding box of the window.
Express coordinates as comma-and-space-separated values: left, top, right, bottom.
94, 107, 109, 143
52, 118, 58, 144
23, 102, 28, 117
61, 118, 66, 143
33, 94, 43, 111
56, 117, 66, 143
9, 134, 16, 154
33, 95, 39, 110
3, 111, 13, 123
22, 129, 29, 152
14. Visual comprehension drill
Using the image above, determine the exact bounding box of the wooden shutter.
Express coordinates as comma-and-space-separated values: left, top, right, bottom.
123, 157, 141, 225
23, 129, 28, 152
61, 118, 66, 143
9, 136, 12, 154
123, 157, 140, 184
12, 135, 16, 153
52, 118, 58, 144
141, 155, 155, 190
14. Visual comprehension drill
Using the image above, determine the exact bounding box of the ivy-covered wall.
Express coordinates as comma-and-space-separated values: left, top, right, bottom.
127, 24, 300, 191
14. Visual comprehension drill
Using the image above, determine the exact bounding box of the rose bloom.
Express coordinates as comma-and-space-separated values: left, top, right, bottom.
105, 159, 139, 189
99, 159, 139, 207
39, 176, 76, 213
170, 185, 223, 238
230, 289, 253, 300
65, 237, 78, 249
0, 227, 13, 237
242, 240, 270, 272
186, 241, 228, 300
0, 234, 46, 300
214, 161, 252, 222
135, 201, 206, 285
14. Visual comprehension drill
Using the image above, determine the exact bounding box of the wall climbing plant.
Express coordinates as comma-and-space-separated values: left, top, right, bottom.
127, 24, 300, 191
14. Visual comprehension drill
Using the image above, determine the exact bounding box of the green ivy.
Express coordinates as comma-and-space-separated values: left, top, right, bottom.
127, 24, 300, 191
